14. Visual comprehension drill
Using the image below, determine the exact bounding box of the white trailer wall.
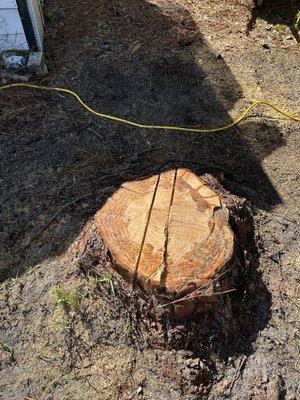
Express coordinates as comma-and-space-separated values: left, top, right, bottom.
0, 0, 29, 51
27, 0, 44, 50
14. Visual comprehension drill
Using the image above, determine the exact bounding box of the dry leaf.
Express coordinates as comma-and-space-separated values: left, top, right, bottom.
130, 41, 142, 54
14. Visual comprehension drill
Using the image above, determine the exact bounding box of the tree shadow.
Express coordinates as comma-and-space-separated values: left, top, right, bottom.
247, 0, 300, 42
0, 0, 280, 353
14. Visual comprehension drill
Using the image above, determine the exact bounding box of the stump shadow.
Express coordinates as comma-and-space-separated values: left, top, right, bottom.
1, 0, 276, 353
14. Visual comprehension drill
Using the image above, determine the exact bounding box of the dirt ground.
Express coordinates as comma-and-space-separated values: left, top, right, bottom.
0, 0, 299, 399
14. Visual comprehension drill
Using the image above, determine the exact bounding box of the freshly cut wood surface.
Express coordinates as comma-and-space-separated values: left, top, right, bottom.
95, 168, 234, 293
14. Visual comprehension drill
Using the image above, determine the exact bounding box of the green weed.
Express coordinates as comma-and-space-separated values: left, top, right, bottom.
99, 276, 116, 296
10, 277, 18, 286
53, 286, 80, 311
273, 23, 288, 32
0, 340, 15, 362
294, 11, 300, 31
56, 319, 72, 334
87, 275, 99, 290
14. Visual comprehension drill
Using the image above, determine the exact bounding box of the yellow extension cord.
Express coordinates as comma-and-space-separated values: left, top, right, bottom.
0, 82, 299, 133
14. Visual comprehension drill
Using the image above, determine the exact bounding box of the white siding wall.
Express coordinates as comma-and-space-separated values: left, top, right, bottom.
0, 0, 29, 51
27, 0, 44, 50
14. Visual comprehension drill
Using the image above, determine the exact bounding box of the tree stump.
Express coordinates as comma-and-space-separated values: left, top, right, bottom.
95, 169, 234, 294
67, 168, 249, 320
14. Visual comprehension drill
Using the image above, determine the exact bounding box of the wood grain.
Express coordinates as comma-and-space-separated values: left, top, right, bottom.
96, 168, 234, 294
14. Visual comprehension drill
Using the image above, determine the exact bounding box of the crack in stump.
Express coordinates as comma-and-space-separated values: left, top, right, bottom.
159, 169, 178, 290
133, 173, 161, 283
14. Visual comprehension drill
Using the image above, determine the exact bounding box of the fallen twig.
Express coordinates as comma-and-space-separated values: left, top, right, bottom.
155, 288, 236, 309
0, 105, 29, 121
153, 269, 232, 309
229, 355, 247, 394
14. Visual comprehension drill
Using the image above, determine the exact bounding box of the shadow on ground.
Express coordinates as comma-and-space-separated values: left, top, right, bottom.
0, 0, 277, 347
247, 0, 300, 41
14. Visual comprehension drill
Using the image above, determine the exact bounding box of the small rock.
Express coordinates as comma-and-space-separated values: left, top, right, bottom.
267, 376, 280, 400
82, 357, 92, 368
136, 386, 143, 395
210, 378, 230, 396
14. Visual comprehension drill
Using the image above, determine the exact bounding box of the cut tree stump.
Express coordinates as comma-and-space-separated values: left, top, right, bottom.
96, 169, 234, 294
67, 167, 251, 322
78, 169, 234, 295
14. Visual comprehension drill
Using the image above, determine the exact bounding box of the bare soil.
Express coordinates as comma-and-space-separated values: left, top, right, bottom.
0, 1, 299, 399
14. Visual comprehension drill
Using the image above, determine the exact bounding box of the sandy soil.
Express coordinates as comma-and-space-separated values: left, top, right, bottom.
0, 1, 299, 399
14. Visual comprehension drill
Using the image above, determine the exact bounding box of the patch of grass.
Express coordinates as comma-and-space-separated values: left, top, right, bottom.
273, 23, 288, 32
0, 340, 15, 363
56, 319, 72, 334
10, 277, 18, 286
27, 265, 41, 276
294, 11, 300, 31
26, 324, 36, 337
53, 286, 80, 311
87, 275, 99, 290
